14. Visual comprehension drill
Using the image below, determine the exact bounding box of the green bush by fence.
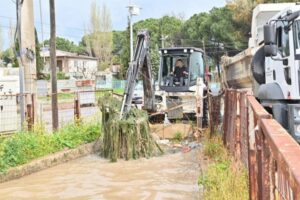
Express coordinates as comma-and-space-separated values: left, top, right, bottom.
199, 136, 249, 200
0, 121, 101, 173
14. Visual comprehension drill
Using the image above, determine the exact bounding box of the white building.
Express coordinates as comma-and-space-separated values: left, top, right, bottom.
0, 68, 20, 94
41, 49, 98, 79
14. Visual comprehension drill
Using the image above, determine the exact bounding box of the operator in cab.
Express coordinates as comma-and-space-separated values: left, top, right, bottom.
172, 59, 188, 86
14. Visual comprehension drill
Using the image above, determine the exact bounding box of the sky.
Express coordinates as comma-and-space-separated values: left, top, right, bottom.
0, 0, 226, 49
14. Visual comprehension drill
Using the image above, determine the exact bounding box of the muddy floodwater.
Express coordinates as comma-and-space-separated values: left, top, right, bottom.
0, 150, 201, 200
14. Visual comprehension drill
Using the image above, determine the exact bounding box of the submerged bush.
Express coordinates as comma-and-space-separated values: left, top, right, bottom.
0, 121, 101, 173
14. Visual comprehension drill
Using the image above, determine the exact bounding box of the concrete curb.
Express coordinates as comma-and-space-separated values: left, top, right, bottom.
0, 140, 101, 183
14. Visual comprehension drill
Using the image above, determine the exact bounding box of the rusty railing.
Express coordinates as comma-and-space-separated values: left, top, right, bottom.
223, 89, 300, 200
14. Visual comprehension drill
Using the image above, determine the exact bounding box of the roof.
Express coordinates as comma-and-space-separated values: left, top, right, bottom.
41, 49, 98, 60
160, 47, 204, 53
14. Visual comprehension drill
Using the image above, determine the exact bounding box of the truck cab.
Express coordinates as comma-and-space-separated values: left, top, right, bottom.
222, 3, 300, 142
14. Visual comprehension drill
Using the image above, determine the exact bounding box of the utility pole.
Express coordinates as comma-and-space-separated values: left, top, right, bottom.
39, 0, 45, 63
202, 39, 210, 84
161, 35, 168, 48
49, 0, 58, 130
20, 0, 36, 96
127, 4, 140, 62
16, 0, 37, 128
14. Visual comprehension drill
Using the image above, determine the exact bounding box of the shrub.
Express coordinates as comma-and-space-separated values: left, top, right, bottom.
173, 131, 183, 142
199, 135, 249, 199
0, 121, 101, 173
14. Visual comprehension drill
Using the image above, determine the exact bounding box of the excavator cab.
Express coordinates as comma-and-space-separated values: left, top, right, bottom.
158, 47, 205, 92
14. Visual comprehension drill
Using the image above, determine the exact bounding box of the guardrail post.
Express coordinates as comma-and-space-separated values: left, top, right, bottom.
31, 93, 35, 126
239, 92, 248, 166
26, 94, 35, 131
255, 126, 263, 199
74, 92, 80, 123
223, 90, 229, 145
261, 130, 271, 200
229, 90, 237, 154
247, 98, 258, 200
235, 92, 241, 159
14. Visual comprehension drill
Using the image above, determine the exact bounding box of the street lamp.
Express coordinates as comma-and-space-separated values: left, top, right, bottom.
127, 4, 140, 62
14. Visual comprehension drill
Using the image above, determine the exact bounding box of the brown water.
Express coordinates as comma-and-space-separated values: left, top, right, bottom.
0, 150, 201, 200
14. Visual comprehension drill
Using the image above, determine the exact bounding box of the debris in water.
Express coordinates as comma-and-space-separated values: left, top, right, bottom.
156, 139, 170, 145
99, 95, 163, 162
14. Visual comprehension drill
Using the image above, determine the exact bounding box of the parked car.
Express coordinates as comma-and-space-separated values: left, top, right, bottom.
132, 82, 143, 105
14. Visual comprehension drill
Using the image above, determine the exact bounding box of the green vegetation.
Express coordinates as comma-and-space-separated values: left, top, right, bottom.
38, 92, 75, 102
113, 88, 124, 95
57, 72, 70, 80
0, 121, 101, 173
43, 37, 86, 54
173, 131, 183, 142
199, 136, 249, 200
35, 28, 45, 79
38, 90, 122, 104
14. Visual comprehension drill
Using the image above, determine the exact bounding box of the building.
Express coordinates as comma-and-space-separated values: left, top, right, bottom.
41, 49, 98, 79
0, 68, 20, 94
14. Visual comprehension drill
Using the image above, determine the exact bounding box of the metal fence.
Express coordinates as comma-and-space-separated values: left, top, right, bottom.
0, 93, 34, 135
96, 80, 126, 90
223, 89, 300, 200
0, 89, 116, 134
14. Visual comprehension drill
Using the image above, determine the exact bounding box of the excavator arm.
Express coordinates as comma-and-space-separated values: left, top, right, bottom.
120, 30, 155, 119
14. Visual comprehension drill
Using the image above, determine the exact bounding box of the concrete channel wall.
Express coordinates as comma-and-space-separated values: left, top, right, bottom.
222, 89, 300, 200
0, 141, 101, 183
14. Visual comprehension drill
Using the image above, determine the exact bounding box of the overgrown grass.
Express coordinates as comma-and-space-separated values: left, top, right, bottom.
38, 93, 75, 100
199, 135, 249, 200
0, 121, 101, 173
113, 88, 124, 95
172, 131, 183, 142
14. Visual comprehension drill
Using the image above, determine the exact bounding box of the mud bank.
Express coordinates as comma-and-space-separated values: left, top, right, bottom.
0, 140, 101, 183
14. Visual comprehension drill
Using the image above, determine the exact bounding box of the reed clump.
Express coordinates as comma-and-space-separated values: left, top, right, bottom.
99, 95, 162, 162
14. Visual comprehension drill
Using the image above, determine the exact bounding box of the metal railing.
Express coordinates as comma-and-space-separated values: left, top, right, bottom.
0, 93, 34, 135
0, 89, 119, 134
223, 89, 300, 200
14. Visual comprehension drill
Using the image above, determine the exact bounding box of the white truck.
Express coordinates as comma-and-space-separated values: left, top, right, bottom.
223, 3, 300, 142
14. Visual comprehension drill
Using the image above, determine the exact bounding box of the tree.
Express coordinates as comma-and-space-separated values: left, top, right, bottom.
1, 48, 15, 66
43, 37, 85, 54
87, 1, 113, 71
159, 15, 183, 47
35, 28, 45, 79
227, 0, 297, 41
